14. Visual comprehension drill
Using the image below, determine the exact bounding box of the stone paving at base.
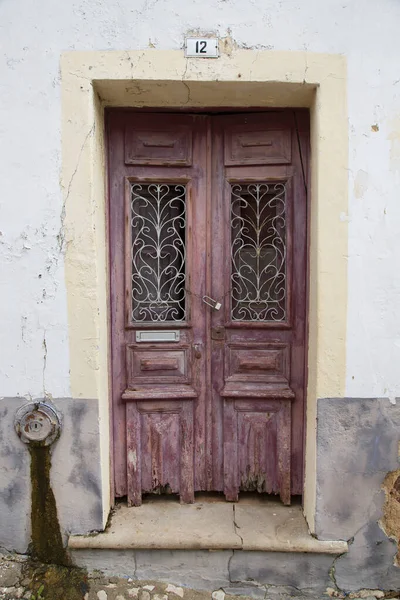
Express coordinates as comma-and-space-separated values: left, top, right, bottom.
0, 552, 398, 600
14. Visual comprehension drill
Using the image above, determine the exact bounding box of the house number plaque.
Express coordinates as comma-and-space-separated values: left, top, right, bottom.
185, 38, 219, 58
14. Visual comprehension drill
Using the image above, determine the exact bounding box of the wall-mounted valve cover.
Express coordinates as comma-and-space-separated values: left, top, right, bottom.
14, 402, 62, 446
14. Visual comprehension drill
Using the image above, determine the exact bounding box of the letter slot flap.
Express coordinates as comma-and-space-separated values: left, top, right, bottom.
135, 330, 180, 342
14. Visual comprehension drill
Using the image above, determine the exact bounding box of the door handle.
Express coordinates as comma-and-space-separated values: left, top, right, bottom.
193, 343, 202, 359
202, 295, 222, 310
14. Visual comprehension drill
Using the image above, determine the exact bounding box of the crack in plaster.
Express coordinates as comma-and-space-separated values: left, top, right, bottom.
124, 50, 135, 75
42, 330, 47, 396
226, 547, 271, 594
227, 549, 236, 584
133, 549, 137, 579
249, 51, 259, 81
303, 52, 309, 84
232, 505, 244, 546
68, 71, 92, 81
21, 316, 27, 343
326, 465, 400, 594
329, 552, 344, 593
181, 60, 191, 105
59, 123, 95, 254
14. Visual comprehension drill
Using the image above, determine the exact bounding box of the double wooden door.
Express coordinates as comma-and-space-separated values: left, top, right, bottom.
108, 110, 308, 506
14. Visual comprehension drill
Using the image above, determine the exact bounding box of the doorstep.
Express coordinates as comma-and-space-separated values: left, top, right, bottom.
68, 495, 348, 554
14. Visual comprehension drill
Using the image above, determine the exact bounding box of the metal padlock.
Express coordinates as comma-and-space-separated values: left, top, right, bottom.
202, 296, 222, 310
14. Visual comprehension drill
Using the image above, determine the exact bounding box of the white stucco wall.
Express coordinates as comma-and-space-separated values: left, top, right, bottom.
1, 0, 400, 399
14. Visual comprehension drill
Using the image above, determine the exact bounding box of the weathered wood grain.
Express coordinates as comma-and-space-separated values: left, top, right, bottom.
108, 110, 309, 504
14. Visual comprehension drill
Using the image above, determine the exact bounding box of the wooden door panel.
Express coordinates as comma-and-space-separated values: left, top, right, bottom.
109, 110, 308, 503
109, 112, 206, 501
140, 409, 181, 494
225, 127, 291, 166
222, 112, 293, 166
124, 114, 193, 166
126, 401, 194, 506
126, 346, 191, 386
211, 112, 308, 500
238, 410, 278, 494
226, 343, 290, 384
223, 399, 291, 504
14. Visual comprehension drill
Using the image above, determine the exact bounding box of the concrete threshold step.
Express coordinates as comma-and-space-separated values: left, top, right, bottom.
68, 496, 348, 554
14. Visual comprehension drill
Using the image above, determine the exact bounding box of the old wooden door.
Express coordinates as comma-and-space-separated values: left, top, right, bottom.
108, 110, 308, 506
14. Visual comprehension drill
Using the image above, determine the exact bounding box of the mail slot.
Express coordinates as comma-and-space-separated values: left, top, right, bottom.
135, 330, 180, 343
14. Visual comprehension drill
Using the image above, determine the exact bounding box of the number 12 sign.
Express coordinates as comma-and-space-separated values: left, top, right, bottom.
185, 38, 219, 58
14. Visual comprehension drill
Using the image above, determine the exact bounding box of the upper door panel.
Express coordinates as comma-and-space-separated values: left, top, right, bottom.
124, 114, 194, 166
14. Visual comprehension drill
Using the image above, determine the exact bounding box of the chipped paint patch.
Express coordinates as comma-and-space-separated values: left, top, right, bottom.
128, 449, 137, 471
381, 468, 400, 565
354, 169, 369, 200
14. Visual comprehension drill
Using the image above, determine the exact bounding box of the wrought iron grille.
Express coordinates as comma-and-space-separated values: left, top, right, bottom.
130, 183, 186, 322
231, 182, 287, 322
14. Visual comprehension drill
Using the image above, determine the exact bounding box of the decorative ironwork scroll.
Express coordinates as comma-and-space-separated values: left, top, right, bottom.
130, 183, 186, 322
231, 182, 287, 322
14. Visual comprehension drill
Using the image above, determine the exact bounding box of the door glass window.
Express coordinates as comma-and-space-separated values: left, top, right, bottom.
231, 182, 287, 322
130, 183, 186, 322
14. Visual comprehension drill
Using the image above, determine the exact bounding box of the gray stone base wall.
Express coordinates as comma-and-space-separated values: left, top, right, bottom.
0, 397, 103, 553
71, 548, 335, 597
0, 395, 399, 593
316, 397, 400, 590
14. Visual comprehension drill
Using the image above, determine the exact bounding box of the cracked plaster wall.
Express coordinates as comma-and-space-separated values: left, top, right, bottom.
1, 0, 400, 402
316, 398, 400, 591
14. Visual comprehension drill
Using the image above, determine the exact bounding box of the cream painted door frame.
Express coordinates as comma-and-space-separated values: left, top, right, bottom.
60, 49, 348, 531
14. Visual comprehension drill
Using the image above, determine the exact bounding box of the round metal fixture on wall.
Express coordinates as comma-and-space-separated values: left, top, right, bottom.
14, 402, 62, 446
